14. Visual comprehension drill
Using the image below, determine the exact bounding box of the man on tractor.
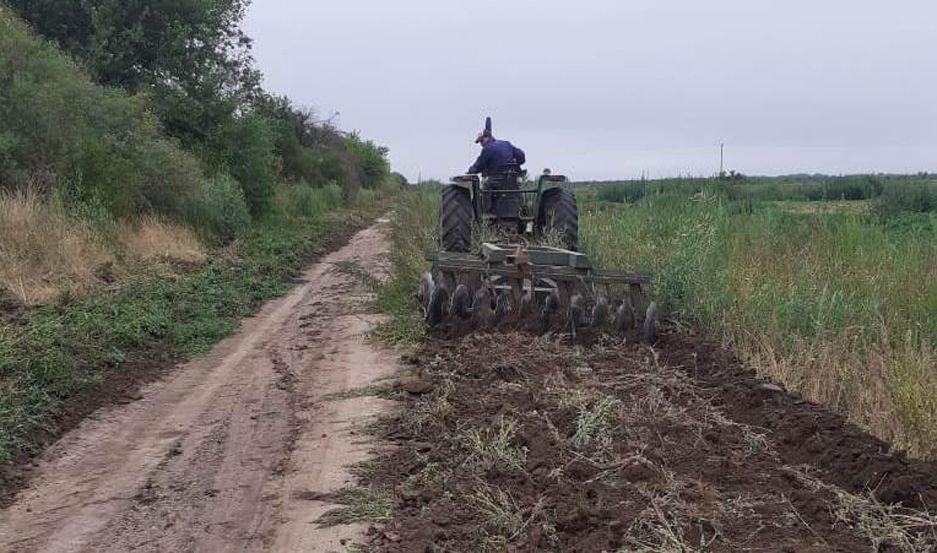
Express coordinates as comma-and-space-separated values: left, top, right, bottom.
467, 131, 526, 176
467, 119, 526, 216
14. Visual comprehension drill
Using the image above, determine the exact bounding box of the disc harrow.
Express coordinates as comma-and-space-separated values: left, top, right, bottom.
420, 243, 658, 342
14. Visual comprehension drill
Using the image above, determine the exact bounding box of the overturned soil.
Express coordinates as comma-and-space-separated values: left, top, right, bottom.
364, 329, 937, 552
0, 219, 401, 552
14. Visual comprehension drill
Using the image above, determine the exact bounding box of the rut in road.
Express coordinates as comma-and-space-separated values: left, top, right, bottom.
0, 219, 399, 552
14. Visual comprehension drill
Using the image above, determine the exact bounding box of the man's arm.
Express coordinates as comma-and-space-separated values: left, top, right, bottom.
512, 145, 526, 166
468, 145, 492, 174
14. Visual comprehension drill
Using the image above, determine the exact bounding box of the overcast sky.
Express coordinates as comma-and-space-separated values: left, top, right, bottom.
245, 1, 936, 181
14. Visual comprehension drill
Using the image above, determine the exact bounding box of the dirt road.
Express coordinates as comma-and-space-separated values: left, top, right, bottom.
0, 219, 399, 552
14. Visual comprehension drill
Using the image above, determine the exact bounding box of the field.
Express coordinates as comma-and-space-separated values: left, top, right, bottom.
352, 177, 937, 550
380, 176, 937, 458
576, 175, 937, 458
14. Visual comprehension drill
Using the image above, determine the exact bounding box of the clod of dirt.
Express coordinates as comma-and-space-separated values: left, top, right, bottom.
400, 377, 434, 395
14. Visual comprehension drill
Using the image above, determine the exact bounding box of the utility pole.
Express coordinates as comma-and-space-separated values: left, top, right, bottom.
719, 143, 725, 177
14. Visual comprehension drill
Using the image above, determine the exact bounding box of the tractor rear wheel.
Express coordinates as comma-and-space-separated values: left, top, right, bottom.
439, 185, 473, 252
539, 188, 578, 251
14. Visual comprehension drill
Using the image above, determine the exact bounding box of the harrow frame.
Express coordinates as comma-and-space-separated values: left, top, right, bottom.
423, 243, 658, 340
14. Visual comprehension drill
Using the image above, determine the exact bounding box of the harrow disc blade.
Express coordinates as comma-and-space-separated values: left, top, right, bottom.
540, 287, 561, 332
494, 291, 511, 324
592, 296, 609, 328
616, 301, 635, 331
451, 284, 473, 320
644, 301, 659, 343
569, 294, 585, 328
419, 272, 435, 307
520, 287, 535, 316
426, 285, 449, 327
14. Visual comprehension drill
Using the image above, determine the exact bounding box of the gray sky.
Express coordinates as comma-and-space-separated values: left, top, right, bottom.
245, 1, 936, 181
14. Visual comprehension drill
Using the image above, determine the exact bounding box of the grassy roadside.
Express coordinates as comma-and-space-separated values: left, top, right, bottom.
0, 199, 387, 483
373, 186, 438, 346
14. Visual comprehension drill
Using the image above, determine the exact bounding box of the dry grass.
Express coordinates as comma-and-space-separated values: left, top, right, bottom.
0, 190, 207, 306
461, 416, 527, 473
0, 190, 111, 305
786, 467, 937, 552
119, 215, 205, 264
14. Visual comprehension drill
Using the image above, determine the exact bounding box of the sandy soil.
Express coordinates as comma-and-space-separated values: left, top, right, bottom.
0, 219, 399, 552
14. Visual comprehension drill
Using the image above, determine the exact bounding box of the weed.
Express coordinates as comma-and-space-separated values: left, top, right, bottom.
461, 416, 527, 473
786, 467, 937, 552
319, 486, 394, 525
469, 483, 547, 550
572, 396, 620, 449
0, 189, 111, 304
400, 379, 454, 435
373, 188, 438, 345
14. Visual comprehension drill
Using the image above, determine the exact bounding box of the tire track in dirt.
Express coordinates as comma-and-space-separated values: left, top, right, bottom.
0, 219, 399, 552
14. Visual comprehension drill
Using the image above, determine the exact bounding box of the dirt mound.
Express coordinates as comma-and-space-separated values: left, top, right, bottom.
361, 330, 936, 551
658, 332, 937, 511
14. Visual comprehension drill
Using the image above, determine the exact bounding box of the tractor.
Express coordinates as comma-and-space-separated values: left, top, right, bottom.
419, 119, 658, 341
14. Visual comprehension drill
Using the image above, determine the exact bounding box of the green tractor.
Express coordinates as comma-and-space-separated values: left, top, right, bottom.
438, 168, 579, 253
421, 119, 658, 341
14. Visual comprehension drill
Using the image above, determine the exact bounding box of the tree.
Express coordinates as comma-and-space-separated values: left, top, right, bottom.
8, 0, 262, 155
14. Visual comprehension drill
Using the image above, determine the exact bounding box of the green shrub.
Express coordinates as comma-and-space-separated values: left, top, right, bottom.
282, 182, 345, 219
345, 133, 390, 190
873, 179, 937, 220
184, 174, 251, 241
0, 9, 205, 217
227, 115, 277, 217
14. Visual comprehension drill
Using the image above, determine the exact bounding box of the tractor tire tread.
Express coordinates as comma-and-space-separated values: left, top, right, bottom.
540, 188, 579, 251
440, 185, 473, 252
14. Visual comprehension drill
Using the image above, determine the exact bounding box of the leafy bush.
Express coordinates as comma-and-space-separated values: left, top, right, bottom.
0, 8, 205, 218
281, 182, 345, 219
345, 133, 390, 190
873, 179, 937, 220
183, 175, 251, 241
226, 114, 277, 217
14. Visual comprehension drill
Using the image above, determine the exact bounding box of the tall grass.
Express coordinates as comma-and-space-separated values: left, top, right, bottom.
588, 175, 933, 207
580, 194, 937, 457
0, 189, 111, 304
373, 186, 439, 344
0, 189, 210, 305
279, 182, 345, 219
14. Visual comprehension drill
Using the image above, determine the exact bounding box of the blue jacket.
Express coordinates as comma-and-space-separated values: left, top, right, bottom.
468, 139, 526, 175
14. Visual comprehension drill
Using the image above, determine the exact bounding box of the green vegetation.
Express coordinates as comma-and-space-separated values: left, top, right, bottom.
0, 5, 390, 231
585, 174, 935, 211
578, 177, 937, 457
373, 186, 438, 345
0, 9, 204, 218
